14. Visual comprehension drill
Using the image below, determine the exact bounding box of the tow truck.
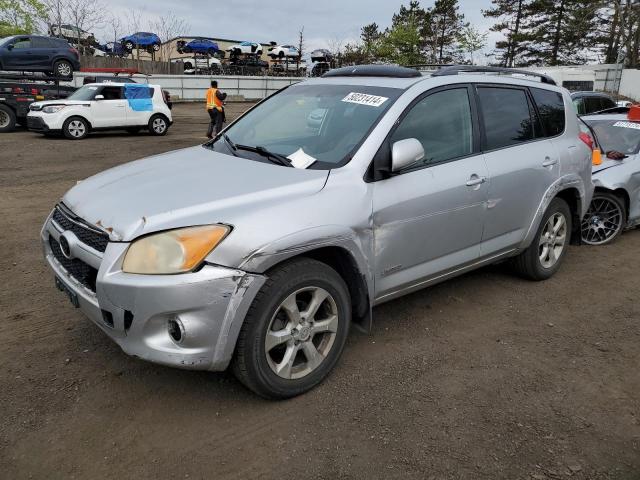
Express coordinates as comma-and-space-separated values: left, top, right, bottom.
0, 73, 76, 133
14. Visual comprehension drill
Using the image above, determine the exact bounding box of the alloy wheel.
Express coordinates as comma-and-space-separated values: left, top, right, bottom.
581, 196, 624, 245
152, 118, 166, 134
57, 62, 71, 77
539, 212, 567, 269
67, 120, 86, 138
265, 287, 339, 380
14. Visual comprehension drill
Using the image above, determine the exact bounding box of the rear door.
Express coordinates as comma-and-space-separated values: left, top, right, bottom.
90, 86, 127, 127
372, 85, 489, 299
30, 37, 55, 67
476, 85, 560, 255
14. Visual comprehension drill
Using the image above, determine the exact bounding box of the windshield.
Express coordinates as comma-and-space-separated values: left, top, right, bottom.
0, 36, 16, 47
586, 119, 640, 155
206, 83, 402, 169
67, 85, 100, 101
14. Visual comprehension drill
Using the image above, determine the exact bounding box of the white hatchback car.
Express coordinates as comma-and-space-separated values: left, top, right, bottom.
27, 82, 172, 140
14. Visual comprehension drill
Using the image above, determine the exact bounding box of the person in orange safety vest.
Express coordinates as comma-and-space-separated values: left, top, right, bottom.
206, 80, 227, 138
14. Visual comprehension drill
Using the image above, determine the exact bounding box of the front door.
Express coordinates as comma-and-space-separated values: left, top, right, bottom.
90, 86, 127, 128
372, 86, 488, 300
4, 37, 33, 68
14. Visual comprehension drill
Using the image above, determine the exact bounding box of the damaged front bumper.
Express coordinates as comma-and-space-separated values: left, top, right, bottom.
41, 214, 265, 371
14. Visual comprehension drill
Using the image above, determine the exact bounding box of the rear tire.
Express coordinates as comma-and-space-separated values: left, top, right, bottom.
53, 60, 73, 78
62, 116, 89, 140
512, 198, 572, 281
0, 104, 17, 133
232, 258, 351, 399
148, 114, 169, 136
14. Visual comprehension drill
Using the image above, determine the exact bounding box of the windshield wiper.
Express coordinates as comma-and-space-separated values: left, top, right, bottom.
234, 143, 293, 167
223, 134, 237, 151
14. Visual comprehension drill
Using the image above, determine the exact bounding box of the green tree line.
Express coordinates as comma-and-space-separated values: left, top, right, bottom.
342, 0, 640, 67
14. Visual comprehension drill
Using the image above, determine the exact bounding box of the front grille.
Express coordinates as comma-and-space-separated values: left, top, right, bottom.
27, 117, 47, 131
52, 207, 109, 253
49, 236, 98, 293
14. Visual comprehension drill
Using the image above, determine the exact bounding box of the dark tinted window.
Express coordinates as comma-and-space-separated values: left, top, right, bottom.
12, 38, 31, 49
32, 37, 53, 48
391, 88, 474, 165
601, 96, 616, 110
531, 88, 566, 137
584, 96, 603, 114
101, 86, 123, 100
478, 87, 534, 150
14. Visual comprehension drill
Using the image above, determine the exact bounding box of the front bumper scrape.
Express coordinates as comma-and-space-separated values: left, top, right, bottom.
42, 222, 265, 371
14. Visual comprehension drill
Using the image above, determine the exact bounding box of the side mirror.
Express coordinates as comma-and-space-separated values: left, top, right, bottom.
7, 44, 14, 51
391, 138, 425, 172
94, 94, 104, 100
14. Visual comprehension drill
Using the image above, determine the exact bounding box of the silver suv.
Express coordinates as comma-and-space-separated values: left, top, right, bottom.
42, 65, 594, 398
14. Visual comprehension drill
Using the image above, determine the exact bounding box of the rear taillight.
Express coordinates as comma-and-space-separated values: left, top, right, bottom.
579, 132, 594, 150
30, 88, 39, 95
70, 48, 79, 57
12, 87, 24, 94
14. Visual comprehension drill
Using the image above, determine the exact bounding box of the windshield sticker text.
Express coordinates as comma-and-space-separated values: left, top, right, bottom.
613, 121, 640, 130
342, 92, 388, 107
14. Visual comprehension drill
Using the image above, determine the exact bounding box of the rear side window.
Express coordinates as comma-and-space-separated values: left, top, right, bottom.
478, 87, 534, 150
531, 88, 565, 137
390, 88, 474, 165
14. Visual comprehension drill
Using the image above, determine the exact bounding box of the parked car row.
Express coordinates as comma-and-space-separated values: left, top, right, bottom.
42, 65, 631, 401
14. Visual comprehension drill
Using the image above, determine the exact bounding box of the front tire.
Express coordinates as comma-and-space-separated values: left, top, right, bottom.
512, 198, 571, 281
581, 192, 626, 245
152, 42, 160, 51
62, 116, 89, 140
232, 258, 351, 399
148, 114, 169, 136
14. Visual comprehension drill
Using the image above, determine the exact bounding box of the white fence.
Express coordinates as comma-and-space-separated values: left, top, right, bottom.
71, 73, 302, 101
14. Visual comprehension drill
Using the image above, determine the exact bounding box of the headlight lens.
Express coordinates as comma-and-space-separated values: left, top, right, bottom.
122, 225, 230, 274
42, 105, 67, 114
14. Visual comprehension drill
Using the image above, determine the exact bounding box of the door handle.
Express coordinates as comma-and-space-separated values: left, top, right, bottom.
542, 158, 558, 167
466, 176, 486, 187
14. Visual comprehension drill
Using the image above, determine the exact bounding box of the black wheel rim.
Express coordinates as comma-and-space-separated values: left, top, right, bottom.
581, 196, 623, 245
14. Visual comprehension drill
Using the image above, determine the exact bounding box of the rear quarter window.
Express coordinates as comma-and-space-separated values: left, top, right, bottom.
531, 88, 566, 137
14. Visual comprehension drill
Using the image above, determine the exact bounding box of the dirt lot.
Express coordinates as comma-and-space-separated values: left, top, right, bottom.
1, 103, 639, 480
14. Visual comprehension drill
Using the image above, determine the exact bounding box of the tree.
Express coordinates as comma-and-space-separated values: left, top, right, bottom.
483, 0, 530, 67
361, 22, 382, 62
297, 26, 305, 71
151, 12, 189, 70
42, 0, 65, 37
377, 20, 425, 65
431, 0, 468, 63
519, 0, 602, 66
458, 25, 488, 64
0, 0, 45, 36
63, 0, 105, 53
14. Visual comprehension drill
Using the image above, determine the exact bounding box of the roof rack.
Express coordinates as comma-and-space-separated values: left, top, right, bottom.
432, 65, 556, 85
323, 65, 422, 78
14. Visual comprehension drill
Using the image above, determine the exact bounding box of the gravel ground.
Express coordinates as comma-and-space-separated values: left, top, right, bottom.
1, 103, 639, 480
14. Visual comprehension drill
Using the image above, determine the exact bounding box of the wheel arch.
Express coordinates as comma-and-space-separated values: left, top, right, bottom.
239, 234, 373, 333
64, 114, 92, 130
555, 187, 582, 245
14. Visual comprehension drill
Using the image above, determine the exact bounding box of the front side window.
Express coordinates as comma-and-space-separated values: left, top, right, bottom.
206, 84, 402, 169
531, 87, 566, 137
390, 88, 474, 165
12, 38, 31, 49
478, 87, 534, 150
101, 86, 123, 100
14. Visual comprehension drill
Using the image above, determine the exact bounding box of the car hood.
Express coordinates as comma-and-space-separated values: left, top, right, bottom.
31, 100, 89, 108
62, 146, 330, 241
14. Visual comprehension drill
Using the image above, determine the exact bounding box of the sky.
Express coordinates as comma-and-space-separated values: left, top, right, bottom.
96, 0, 500, 58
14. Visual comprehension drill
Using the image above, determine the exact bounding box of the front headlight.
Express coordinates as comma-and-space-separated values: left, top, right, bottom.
42, 105, 67, 114
122, 225, 230, 274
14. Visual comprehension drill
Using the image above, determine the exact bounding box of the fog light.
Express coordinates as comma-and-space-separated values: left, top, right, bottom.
168, 318, 184, 344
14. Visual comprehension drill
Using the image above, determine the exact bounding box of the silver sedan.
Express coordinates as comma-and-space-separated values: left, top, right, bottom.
581, 109, 640, 245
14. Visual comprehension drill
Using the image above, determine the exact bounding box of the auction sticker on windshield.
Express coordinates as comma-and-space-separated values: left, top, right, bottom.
342, 92, 388, 107
613, 121, 640, 130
